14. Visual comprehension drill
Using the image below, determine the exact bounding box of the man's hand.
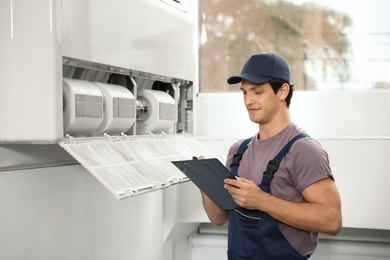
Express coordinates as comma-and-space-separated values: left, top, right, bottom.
224, 177, 267, 210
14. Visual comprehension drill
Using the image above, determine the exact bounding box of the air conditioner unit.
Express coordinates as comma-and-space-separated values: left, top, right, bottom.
0, 0, 203, 199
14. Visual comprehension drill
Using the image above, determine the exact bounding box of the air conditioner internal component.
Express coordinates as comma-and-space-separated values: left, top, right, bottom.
63, 78, 104, 136
137, 89, 177, 135
93, 82, 136, 136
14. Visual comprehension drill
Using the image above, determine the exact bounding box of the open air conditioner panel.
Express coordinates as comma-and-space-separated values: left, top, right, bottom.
59, 134, 215, 199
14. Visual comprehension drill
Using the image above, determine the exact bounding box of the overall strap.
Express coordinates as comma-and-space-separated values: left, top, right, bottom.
229, 133, 309, 177
264, 133, 309, 178
260, 133, 309, 194
230, 137, 252, 176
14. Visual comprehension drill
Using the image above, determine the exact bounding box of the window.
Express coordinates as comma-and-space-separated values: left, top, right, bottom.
199, 0, 390, 92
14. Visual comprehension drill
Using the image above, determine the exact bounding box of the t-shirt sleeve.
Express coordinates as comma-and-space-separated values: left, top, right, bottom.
289, 138, 334, 193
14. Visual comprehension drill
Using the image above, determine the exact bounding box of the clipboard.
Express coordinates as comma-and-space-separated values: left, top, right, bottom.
171, 158, 239, 210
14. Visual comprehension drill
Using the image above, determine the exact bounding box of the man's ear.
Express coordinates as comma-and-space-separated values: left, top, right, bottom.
278, 83, 290, 101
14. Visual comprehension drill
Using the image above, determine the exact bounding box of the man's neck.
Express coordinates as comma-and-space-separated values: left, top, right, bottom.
258, 115, 291, 140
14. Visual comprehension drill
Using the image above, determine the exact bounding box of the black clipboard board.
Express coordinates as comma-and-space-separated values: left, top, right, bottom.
171, 158, 239, 210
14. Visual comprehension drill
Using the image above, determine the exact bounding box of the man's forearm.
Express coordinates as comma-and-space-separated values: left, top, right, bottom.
201, 192, 229, 226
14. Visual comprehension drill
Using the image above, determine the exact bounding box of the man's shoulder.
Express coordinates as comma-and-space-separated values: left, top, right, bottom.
229, 136, 255, 152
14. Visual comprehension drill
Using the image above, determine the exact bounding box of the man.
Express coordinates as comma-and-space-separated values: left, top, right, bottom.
200, 52, 342, 259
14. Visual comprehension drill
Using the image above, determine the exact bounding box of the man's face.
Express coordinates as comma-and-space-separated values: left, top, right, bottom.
240, 80, 281, 125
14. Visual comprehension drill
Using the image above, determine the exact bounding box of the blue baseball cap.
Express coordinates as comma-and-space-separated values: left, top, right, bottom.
227, 52, 290, 84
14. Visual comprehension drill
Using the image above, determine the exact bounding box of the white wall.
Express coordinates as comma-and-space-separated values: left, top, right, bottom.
0, 162, 164, 260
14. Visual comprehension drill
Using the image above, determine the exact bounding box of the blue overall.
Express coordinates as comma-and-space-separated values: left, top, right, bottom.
227, 134, 309, 260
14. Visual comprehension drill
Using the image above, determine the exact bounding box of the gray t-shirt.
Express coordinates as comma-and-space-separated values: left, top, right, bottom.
226, 123, 333, 256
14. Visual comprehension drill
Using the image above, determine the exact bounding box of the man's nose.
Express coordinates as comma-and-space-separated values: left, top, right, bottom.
244, 93, 254, 106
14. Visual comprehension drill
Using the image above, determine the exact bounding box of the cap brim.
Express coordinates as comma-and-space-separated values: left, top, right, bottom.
227, 74, 273, 84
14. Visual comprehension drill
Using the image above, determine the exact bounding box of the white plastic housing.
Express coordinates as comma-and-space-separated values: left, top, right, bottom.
137, 89, 177, 135
0, 0, 62, 143
62, 0, 195, 81
0, 0, 195, 143
93, 82, 136, 136
63, 78, 103, 136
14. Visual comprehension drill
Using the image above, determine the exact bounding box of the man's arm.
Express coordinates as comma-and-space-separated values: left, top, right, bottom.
201, 192, 229, 227
224, 177, 342, 235
196, 155, 229, 226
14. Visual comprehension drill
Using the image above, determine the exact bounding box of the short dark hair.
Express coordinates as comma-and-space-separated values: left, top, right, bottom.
268, 79, 294, 108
